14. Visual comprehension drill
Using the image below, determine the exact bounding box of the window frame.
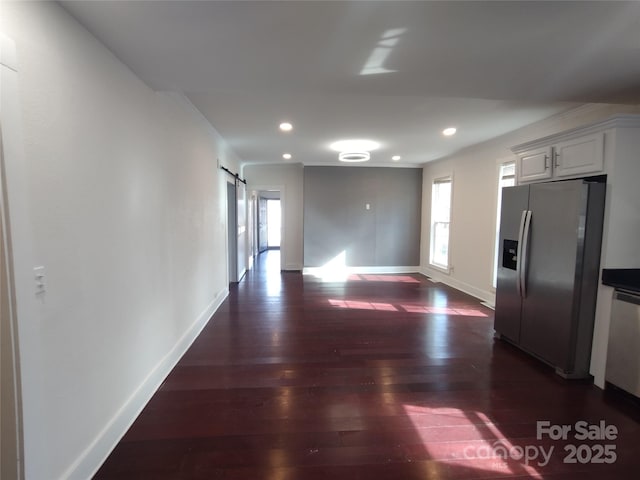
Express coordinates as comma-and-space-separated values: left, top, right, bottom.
492, 161, 516, 288
429, 175, 453, 272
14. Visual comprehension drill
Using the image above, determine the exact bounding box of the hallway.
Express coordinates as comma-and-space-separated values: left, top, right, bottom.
95, 251, 640, 479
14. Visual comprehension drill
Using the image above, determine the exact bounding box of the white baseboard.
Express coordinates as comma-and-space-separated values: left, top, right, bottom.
283, 263, 303, 271
420, 268, 495, 306
66, 287, 229, 480
481, 301, 495, 310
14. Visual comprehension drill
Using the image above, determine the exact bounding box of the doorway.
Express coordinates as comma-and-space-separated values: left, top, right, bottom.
257, 196, 268, 254
267, 199, 281, 248
257, 192, 281, 254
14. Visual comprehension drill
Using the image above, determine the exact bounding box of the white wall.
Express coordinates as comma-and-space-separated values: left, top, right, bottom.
1, 2, 238, 478
420, 104, 640, 304
420, 155, 502, 303
243, 163, 304, 270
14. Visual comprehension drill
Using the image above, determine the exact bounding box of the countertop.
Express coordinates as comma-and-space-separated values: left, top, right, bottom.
602, 269, 640, 294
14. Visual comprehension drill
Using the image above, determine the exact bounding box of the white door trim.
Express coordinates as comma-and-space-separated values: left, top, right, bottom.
0, 31, 25, 480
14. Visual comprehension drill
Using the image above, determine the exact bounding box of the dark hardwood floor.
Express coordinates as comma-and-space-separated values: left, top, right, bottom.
94, 251, 640, 479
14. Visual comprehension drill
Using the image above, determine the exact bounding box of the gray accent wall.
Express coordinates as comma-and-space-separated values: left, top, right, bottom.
304, 167, 422, 267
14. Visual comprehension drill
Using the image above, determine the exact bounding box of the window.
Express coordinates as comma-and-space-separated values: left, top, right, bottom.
430, 176, 452, 270
492, 162, 516, 287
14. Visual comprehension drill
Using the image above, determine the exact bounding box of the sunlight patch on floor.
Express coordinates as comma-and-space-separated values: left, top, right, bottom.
329, 299, 398, 312
347, 274, 421, 283
401, 305, 487, 317
402, 405, 543, 479
327, 299, 487, 317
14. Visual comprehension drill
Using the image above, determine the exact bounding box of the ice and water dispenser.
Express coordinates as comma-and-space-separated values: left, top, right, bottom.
502, 239, 518, 270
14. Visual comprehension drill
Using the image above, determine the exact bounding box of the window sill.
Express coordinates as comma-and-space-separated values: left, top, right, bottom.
428, 263, 451, 275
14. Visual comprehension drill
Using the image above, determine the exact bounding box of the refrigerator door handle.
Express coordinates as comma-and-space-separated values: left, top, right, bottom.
520, 210, 533, 298
516, 210, 528, 297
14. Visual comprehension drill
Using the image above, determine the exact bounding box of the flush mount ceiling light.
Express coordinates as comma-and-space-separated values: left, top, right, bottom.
338, 151, 370, 162
279, 122, 293, 132
442, 127, 457, 136
391, 155, 401, 161
329, 139, 380, 163
282, 153, 292, 160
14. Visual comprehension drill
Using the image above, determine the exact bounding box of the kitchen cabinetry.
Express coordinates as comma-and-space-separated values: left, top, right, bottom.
605, 290, 640, 398
553, 132, 604, 178
517, 146, 552, 183
515, 130, 604, 184
602, 269, 640, 396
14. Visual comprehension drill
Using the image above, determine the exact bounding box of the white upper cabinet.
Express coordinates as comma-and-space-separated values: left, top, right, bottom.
517, 146, 553, 183
512, 118, 618, 184
553, 132, 604, 179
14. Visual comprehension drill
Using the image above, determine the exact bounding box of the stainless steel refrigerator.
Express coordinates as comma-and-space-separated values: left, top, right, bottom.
494, 179, 605, 378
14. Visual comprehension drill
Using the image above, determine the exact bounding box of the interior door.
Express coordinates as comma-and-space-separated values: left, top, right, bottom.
520, 181, 584, 369
258, 197, 268, 253
236, 182, 246, 280
494, 185, 530, 343
227, 182, 238, 283
250, 194, 257, 258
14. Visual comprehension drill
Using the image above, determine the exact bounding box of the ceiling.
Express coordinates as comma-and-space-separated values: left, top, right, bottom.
60, 1, 640, 167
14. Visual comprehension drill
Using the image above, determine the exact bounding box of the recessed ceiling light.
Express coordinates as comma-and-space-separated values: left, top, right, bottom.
442, 127, 457, 136
282, 153, 292, 160
279, 122, 293, 132
329, 139, 380, 152
391, 155, 401, 161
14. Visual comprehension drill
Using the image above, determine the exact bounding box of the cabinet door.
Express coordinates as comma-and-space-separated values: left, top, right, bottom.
553, 132, 604, 178
517, 147, 552, 183
606, 291, 640, 396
